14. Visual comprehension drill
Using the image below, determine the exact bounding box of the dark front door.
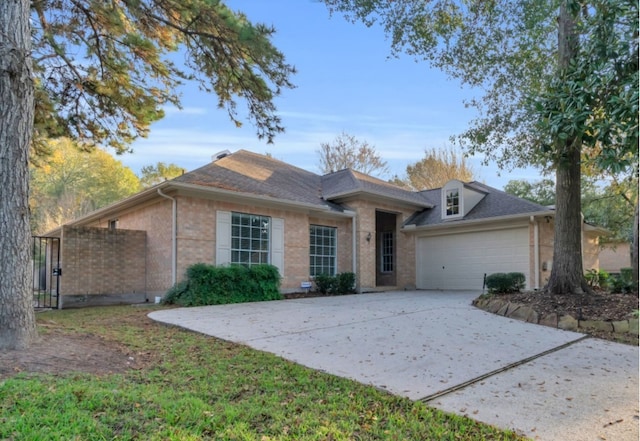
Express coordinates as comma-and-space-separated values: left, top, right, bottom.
375, 211, 397, 287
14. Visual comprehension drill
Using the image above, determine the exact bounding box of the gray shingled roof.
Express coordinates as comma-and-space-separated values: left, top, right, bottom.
406, 181, 552, 227
174, 150, 431, 210
174, 150, 342, 210
321, 169, 432, 208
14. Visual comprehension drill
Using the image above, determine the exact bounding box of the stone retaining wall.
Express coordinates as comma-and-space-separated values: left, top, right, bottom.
473, 297, 639, 335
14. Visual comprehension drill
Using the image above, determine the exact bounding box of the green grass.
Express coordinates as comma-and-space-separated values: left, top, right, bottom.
0, 306, 527, 440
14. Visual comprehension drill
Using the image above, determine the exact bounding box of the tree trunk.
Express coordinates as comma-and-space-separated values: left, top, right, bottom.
0, 0, 37, 349
545, 2, 589, 295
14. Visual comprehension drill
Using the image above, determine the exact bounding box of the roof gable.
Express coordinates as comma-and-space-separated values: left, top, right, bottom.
322, 169, 432, 208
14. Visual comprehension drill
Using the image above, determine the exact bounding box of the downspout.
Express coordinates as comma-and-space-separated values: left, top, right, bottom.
345, 210, 358, 292
157, 188, 177, 286
532, 216, 540, 290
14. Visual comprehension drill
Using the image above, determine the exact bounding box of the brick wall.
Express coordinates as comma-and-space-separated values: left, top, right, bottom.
91, 199, 173, 292
174, 197, 354, 292
60, 225, 146, 297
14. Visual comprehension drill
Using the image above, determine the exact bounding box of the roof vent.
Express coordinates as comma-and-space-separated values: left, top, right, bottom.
212, 150, 231, 162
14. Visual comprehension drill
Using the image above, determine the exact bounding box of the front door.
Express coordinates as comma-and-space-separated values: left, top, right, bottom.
375, 211, 397, 286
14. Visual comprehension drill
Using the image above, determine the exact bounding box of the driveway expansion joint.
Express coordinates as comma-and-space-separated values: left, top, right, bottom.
417, 334, 591, 403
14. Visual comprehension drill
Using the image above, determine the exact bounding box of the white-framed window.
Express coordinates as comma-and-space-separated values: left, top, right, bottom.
310, 225, 337, 277
380, 231, 393, 273
231, 212, 271, 267
445, 189, 460, 216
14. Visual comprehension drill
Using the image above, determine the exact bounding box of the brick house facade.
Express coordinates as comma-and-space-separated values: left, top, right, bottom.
48, 150, 602, 307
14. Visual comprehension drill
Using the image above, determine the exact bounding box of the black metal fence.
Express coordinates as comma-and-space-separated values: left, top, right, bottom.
32, 236, 61, 309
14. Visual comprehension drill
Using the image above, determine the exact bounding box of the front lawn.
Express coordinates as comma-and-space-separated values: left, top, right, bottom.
0, 306, 526, 440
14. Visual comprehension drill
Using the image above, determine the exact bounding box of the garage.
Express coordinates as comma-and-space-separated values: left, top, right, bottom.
416, 227, 530, 290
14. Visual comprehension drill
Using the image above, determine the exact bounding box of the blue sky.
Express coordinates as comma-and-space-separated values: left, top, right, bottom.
121, 0, 541, 189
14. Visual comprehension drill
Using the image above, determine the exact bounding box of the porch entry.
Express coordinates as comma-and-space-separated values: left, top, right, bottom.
32, 236, 61, 309
375, 210, 397, 287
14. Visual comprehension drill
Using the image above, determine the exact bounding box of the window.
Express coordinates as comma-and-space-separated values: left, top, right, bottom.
108, 219, 118, 230
310, 225, 336, 277
381, 231, 393, 273
446, 189, 460, 216
231, 212, 270, 267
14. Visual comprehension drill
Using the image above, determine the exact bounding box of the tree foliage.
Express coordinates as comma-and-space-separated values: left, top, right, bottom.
503, 179, 557, 207
30, 138, 141, 234
139, 162, 185, 188
504, 177, 637, 242
392, 147, 475, 190
31, 0, 296, 152
318, 132, 389, 176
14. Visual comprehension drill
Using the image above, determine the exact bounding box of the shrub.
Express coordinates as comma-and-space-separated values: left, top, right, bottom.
313, 272, 356, 295
485, 272, 526, 294
163, 263, 282, 306
609, 268, 638, 294
337, 272, 356, 294
313, 273, 336, 295
585, 269, 610, 289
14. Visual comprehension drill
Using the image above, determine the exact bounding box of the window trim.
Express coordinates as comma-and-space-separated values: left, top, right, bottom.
230, 212, 271, 267
442, 184, 464, 220
309, 224, 337, 277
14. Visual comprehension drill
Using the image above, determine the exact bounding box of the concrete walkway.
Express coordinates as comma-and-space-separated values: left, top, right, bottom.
149, 291, 639, 441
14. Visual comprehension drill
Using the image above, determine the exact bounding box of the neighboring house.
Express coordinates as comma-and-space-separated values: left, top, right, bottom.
599, 241, 632, 275
45, 150, 602, 307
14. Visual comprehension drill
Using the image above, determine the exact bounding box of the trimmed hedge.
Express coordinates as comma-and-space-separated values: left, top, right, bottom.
163, 263, 282, 306
485, 272, 526, 294
314, 272, 356, 295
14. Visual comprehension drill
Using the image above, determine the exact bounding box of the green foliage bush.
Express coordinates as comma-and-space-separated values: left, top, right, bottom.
163, 263, 282, 306
313, 272, 356, 295
485, 272, 526, 294
585, 268, 610, 288
609, 267, 638, 294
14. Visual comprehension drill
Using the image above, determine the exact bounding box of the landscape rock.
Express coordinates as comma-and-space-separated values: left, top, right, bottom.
579, 319, 613, 333
557, 315, 578, 331
496, 302, 511, 316
612, 320, 629, 334
629, 318, 639, 335
539, 313, 558, 328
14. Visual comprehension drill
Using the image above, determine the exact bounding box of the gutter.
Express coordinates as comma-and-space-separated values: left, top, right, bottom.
403, 210, 555, 233
157, 188, 177, 286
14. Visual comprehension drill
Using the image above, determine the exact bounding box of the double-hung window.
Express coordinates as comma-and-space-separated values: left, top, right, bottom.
231, 212, 271, 266
309, 225, 336, 277
446, 189, 460, 216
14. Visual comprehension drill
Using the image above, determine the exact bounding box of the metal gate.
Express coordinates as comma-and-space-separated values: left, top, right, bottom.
32, 236, 61, 309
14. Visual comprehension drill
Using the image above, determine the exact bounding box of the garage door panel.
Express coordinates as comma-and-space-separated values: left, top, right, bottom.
417, 228, 529, 290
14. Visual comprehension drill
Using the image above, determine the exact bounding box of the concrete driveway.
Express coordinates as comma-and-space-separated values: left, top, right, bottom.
149, 290, 639, 441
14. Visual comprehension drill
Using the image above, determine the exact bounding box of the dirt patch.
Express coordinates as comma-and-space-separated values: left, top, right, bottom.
0, 333, 141, 379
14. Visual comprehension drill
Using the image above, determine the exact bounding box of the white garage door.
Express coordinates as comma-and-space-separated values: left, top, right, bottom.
416, 227, 530, 290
